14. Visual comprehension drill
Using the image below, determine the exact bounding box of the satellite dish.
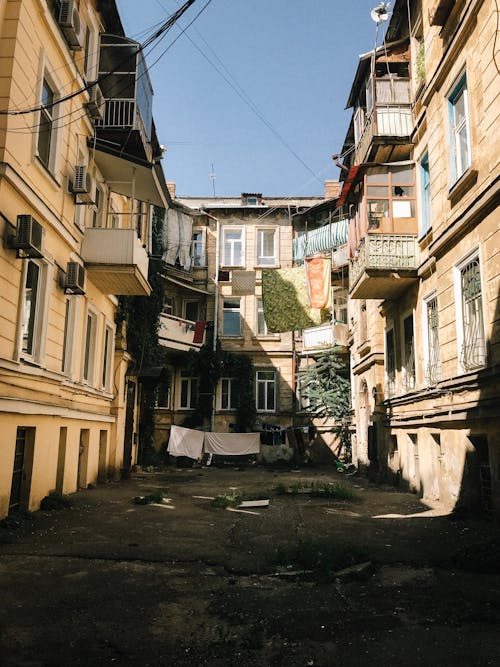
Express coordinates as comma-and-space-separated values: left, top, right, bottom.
370, 2, 390, 23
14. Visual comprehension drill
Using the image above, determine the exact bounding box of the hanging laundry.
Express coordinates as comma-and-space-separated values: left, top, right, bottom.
232, 270, 256, 295
162, 209, 193, 270
305, 256, 332, 309
193, 320, 206, 344
262, 267, 329, 333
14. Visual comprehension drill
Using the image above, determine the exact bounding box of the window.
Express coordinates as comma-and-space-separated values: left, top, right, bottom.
37, 79, 54, 168
246, 196, 258, 206
256, 298, 269, 336
257, 229, 276, 266
180, 372, 198, 409
62, 297, 77, 375
419, 152, 431, 236
354, 107, 364, 143
456, 253, 486, 371
222, 228, 244, 266
448, 74, 471, 182
184, 301, 199, 322
423, 295, 441, 385
333, 289, 348, 324
192, 229, 205, 266
221, 378, 239, 410
365, 166, 415, 228
162, 296, 173, 315
385, 328, 396, 398
83, 309, 98, 384
222, 298, 241, 336
102, 324, 114, 390
402, 314, 416, 392
91, 185, 103, 228
256, 370, 276, 412
20, 260, 49, 362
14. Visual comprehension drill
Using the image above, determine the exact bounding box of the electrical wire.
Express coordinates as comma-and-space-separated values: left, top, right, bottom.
0, 0, 200, 116
155, 0, 324, 186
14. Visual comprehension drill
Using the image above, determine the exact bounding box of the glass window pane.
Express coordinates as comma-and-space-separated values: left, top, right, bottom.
366, 168, 389, 184
367, 186, 389, 197
391, 166, 414, 184
22, 261, 39, 354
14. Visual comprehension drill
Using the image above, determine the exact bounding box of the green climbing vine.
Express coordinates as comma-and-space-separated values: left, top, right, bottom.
299, 351, 351, 458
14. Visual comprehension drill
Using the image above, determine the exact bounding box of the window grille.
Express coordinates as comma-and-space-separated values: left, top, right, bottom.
460, 257, 485, 370
425, 297, 441, 384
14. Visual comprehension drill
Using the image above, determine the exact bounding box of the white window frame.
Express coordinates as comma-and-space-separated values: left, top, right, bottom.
256, 369, 277, 413
401, 311, 416, 392
454, 249, 486, 373
179, 372, 198, 409
222, 298, 241, 337
384, 324, 396, 398
422, 292, 441, 386
222, 227, 245, 267
418, 150, 431, 237
34, 63, 63, 177
62, 296, 79, 377
448, 72, 472, 183
256, 228, 277, 267
101, 323, 114, 391
82, 307, 98, 385
83, 14, 99, 82
19, 259, 51, 365
191, 227, 206, 267
220, 377, 239, 410
91, 184, 104, 228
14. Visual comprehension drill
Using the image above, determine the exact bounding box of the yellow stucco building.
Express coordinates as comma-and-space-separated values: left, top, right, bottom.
0, 0, 167, 517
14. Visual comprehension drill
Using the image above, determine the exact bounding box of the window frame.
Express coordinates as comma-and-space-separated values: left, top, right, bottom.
256, 369, 277, 413
62, 296, 78, 376
220, 377, 239, 410
401, 311, 416, 392
222, 227, 245, 267
422, 293, 441, 386
101, 323, 114, 391
385, 325, 396, 398
256, 228, 277, 267
35, 67, 62, 176
191, 227, 206, 267
19, 259, 50, 364
179, 371, 198, 410
364, 165, 416, 230
454, 249, 486, 373
448, 72, 472, 184
222, 298, 241, 337
418, 151, 431, 237
82, 307, 98, 385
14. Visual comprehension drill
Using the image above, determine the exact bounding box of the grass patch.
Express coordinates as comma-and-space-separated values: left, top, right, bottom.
131, 491, 167, 505
268, 537, 368, 581
40, 492, 73, 511
273, 480, 355, 501
211, 489, 270, 509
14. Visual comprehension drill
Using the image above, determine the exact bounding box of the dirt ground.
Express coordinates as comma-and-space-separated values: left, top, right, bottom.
1, 464, 499, 667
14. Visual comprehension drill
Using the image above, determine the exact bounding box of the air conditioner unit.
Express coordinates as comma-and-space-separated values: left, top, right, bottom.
86, 83, 106, 121
58, 0, 83, 50
65, 262, 86, 295
73, 165, 96, 204
13, 215, 44, 258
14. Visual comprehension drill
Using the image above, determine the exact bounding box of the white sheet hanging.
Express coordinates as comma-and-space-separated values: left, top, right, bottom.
168, 425, 204, 459
204, 432, 260, 455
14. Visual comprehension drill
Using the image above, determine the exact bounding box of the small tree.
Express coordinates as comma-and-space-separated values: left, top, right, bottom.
299, 351, 351, 458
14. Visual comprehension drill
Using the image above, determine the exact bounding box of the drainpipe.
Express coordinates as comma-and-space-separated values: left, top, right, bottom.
200, 209, 220, 432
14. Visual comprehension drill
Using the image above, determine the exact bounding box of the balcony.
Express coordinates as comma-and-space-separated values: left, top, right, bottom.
355, 78, 412, 164
158, 313, 205, 353
293, 220, 349, 264
349, 234, 419, 299
96, 34, 153, 162
301, 322, 349, 353
81, 228, 150, 295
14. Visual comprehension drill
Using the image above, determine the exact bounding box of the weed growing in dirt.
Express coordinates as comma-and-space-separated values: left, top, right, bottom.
268, 538, 368, 581
131, 491, 167, 505
40, 492, 73, 511
273, 480, 355, 501
211, 489, 270, 509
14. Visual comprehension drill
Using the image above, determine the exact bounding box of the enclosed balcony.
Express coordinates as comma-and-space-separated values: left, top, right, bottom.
96, 35, 153, 162
81, 228, 150, 295
158, 313, 205, 353
293, 220, 349, 265
301, 322, 349, 353
349, 234, 419, 299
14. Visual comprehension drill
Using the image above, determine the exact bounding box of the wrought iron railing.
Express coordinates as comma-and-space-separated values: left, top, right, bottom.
349, 234, 419, 291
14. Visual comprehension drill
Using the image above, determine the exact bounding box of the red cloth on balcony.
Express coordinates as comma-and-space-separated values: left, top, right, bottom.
193, 320, 206, 344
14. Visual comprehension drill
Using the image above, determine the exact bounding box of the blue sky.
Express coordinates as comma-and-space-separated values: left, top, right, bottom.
116, 0, 387, 197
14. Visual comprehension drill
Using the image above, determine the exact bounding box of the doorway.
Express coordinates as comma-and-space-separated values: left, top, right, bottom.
9, 427, 35, 513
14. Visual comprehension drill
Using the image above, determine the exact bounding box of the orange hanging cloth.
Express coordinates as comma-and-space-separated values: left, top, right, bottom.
305, 256, 332, 310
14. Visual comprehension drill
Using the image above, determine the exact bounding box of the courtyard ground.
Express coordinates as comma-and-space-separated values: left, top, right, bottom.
0, 464, 499, 666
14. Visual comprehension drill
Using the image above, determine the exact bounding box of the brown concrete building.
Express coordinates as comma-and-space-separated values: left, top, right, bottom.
342, 0, 499, 513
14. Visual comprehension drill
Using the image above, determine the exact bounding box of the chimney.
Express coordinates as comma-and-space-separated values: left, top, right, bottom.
166, 182, 176, 198
324, 180, 340, 200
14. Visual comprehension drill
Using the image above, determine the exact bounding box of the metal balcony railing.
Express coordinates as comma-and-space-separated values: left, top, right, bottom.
349, 234, 419, 291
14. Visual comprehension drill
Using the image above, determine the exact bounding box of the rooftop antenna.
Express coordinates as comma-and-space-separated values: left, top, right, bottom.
209, 163, 216, 197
